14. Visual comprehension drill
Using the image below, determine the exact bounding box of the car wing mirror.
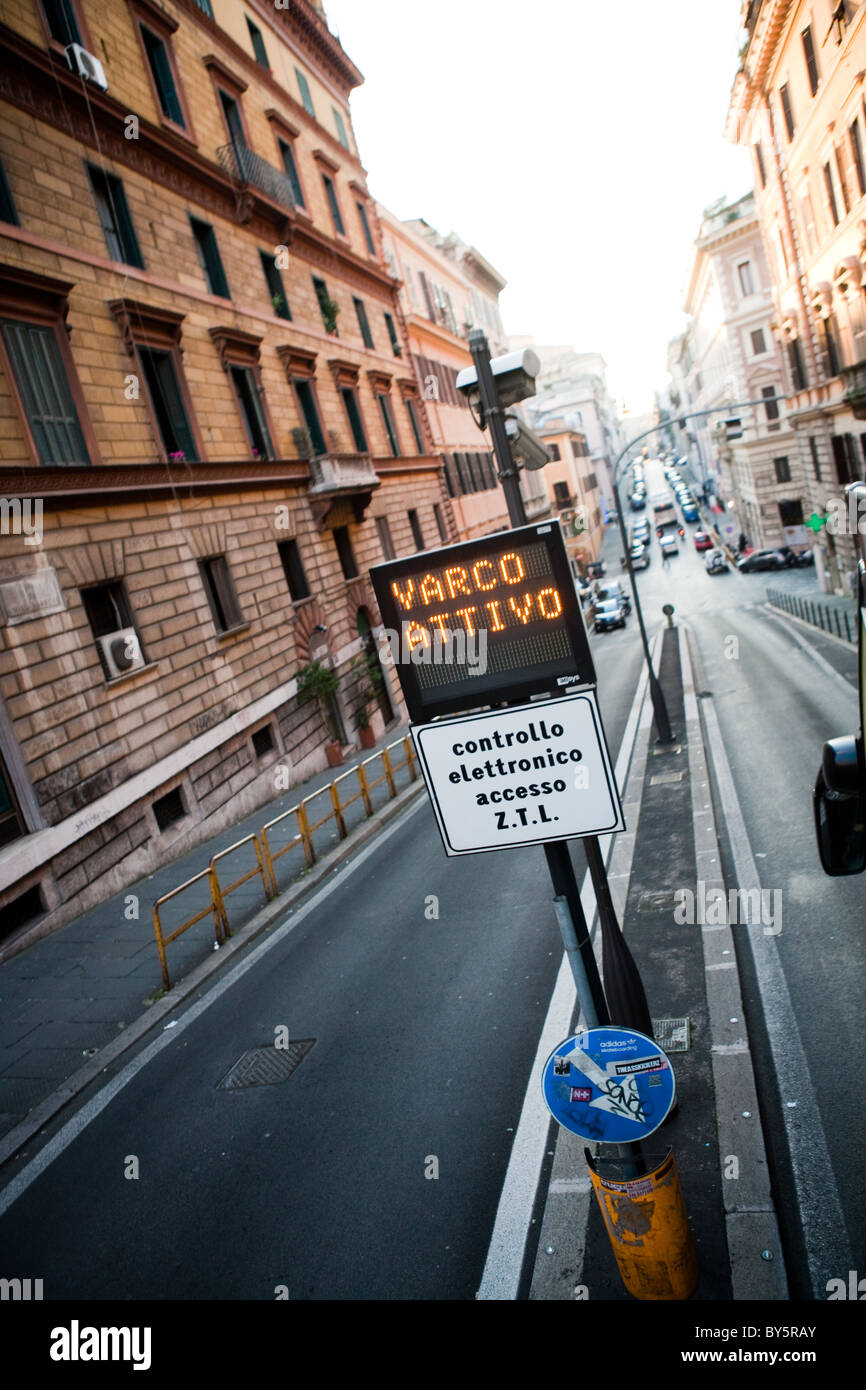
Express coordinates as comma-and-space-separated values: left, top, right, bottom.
814, 748, 866, 876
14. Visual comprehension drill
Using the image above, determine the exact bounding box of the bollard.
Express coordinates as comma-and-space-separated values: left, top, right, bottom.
585, 1146, 699, 1300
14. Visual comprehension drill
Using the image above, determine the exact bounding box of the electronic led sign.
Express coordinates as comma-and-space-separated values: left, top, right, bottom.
370, 522, 596, 721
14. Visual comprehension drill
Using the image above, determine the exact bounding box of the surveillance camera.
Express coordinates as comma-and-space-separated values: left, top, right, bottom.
503, 415, 550, 470
456, 347, 541, 410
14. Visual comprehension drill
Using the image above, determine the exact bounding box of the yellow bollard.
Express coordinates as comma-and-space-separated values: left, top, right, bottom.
586, 1147, 699, 1300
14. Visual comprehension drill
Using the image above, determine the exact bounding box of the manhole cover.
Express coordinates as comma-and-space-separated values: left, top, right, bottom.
650, 771, 684, 785
217, 1039, 315, 1090
653, 1017, 691, 1052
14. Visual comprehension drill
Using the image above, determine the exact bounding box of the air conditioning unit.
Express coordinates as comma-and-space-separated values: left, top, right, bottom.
97, 628, 144, 679
65, 43, 108, 91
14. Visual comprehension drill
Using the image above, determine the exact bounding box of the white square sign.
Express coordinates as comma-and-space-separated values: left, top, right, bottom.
411, 691, 625, 856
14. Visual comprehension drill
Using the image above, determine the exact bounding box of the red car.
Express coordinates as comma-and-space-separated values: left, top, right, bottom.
694, 531, 714, 551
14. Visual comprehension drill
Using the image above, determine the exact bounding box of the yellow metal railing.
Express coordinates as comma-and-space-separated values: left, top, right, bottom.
152, 735, 418, 987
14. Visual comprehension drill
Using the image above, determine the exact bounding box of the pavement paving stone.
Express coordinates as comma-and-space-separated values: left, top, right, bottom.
2, 1048, 87, 1079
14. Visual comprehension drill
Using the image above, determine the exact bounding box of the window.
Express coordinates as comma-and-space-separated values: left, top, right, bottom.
0, 155, 19, 225
809, 436, 821, 481
835, 145, 851, 215
799, 189, 817, 252
357, 201, 375, 255
737, 261, 755, 296
313, 277, 338, 334
375, 516, 395, 561
87, 165, 144, 267
832, 434, 859, 485
773, 457, 791, 484
152, 786, 186, 831
252, 725, 275, 759
383, 313, 401, 357
418, 270, 436, 320
405, 397, 424, 453
246, 16, 269, 68
0, 754, 26, 850
135, 346, 196, 460
801, 27, 819, 97
850, 119, 866, 199
295, 68, 315, 117
260, 250, 291, 320
333, 525, 358, 579
377, 394, 400, 456
761, 385, 780, 430
779, 84, 795, 142
751, 328, 766, 355
81, 582, 143, 678
353, 297, 373, 348
408, 509, 424, 551
433, 503, 448, 544
190, 217, 229, 298
230, 365, 274, 459
278, 539, 310, 601
333, 107, 350, 149
823, 162, 840, 227
219, 91, 247, 151
293, 378, 326, 456
193, 0, 213, 14
322, 175, 345, 236
140, 26, 185, 128
549, 443, 561, 461
788, 338, 808, 391
754, 142, 767, 189
0, 319, 90, 465
278, 140, 305, 209
341, 387, 368, 452
42, 0, 82, 47
819, 315, 841, 379
200, 555, 243, 632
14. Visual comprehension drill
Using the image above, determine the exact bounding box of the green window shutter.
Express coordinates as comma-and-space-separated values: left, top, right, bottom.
141, 28, 185, 127
295, 68, 315, 117
138, 347, 197, 460
1, 319, 90, 465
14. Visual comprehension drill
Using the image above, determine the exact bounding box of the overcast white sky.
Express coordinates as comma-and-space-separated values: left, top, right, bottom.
324, 0, 753, 413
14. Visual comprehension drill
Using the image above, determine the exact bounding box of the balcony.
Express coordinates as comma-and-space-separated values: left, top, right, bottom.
306, 454, 381, 526
217, 143, 296, 214
840, 361, 866, 419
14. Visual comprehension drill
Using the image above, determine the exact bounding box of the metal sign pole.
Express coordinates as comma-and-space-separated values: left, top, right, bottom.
469, 330, 652, 1034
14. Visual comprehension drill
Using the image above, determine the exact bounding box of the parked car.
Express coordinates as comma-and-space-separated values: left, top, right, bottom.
630, 493, 647, 510
594, 598, 627, 632
659, 535, 679, 559
633, 525, 651, 546
630, 546, 650, 570
595, 579, 632, 612
705, 549, 729, 574
694, 531, 714, 551
586, 560, 606, 579
778, 546, 815, 567
681, 502, 700, 523
736, 549, 788, 572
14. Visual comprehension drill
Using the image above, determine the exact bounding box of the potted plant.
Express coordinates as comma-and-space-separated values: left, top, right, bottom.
350, 650, 384, 749
291, 426, 314, 461
296, 659, 343, 766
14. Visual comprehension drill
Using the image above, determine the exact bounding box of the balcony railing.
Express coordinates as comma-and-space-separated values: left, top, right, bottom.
840, 361, 866, 419
217, 143, 296, 211
307, 454, 380, 495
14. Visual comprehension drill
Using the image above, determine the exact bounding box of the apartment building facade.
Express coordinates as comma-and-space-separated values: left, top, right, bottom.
529, 414, 603, 575
0, 0, 453, 946
728, 0, 866, 589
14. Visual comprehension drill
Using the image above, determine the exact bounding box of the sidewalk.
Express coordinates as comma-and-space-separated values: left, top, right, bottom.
0, 722, 420, 1149
529, 619, 787, 1301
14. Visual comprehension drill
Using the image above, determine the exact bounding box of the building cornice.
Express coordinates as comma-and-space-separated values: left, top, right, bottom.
0, 461, 310, 506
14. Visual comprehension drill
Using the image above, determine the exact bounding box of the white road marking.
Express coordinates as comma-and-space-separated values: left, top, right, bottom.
762, 606, 858, 699
476, 653, 651, 1299
699, 693, 853, 1296
0, 794, 429, 1219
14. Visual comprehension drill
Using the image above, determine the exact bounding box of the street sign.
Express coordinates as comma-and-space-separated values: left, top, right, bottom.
542, 1027, 675, 1142
370, 522, 595, 722
411, 690, 624, 856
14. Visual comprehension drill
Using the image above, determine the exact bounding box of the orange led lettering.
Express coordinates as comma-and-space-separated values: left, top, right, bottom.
405, 623, 430, 650
471, 560, 497, 591
485, 600, 505, 632
445, 566, 471, 598
508, 593, 534, 624
499, 552, 525, 584
420, 573, 446, 604
391, 578, 415, 610
454, 606, 478, 634
428, 612, 450, 639
537, 587, 563, 618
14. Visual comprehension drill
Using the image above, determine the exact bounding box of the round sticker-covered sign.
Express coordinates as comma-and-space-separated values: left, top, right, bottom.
542, 1027, 675, 1143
